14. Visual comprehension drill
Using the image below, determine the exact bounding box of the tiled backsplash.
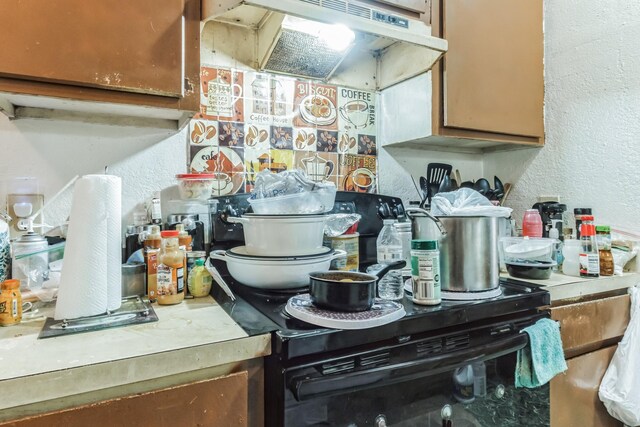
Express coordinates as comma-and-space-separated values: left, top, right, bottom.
188, 66, 378, 196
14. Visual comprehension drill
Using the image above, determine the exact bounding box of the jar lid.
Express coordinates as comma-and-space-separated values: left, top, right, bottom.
195, 259, 205, 266
411, 240, 438, 250
394, 222, 411, 230
1, 279, 20, 290
161, 230, 179, 238
176, 173, 216, 179
596, 225, 611, 233
580, 224, 596, 236
581, 215, 594, 221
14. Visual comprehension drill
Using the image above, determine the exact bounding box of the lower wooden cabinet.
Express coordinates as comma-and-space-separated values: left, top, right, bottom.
1, 371, 248, 427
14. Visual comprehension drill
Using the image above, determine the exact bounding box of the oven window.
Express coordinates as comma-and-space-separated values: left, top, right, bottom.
284, 352, 549, 426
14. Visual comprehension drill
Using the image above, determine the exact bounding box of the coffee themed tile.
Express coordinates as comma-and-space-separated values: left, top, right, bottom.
357, 134, 377, 156
293, 81, 338, 131
189, 119, 218, 146
337, 131, 358, 155
209, 147, 246, 196
294, 151, 339, 185
244, 123, 270, 150
339, 154, 377, 193
337, 87, 376, 134
270, 149, 294, 174
189, 145, 219, 173
244, 148, 270, 191
218, 121, 245, 148
197, 67, 244, 122
244, 71, 295, 128
270, 126, 294, 150
317, 130, 339, 153
293, 128, 317, 151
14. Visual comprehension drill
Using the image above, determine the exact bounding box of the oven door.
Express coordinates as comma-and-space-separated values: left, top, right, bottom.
282, 328, 549, 426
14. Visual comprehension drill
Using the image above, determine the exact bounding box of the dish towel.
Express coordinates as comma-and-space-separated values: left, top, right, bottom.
515, 318, 568, 388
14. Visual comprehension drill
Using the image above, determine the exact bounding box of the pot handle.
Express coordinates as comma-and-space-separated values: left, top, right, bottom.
209, 250, 228, 262
330, 249, 347, 261
405, 207, 448, 236
225, 216, 248, 225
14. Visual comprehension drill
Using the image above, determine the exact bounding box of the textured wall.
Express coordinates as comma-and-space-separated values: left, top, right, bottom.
484, 0, 640, 233
0, 117, 186, 233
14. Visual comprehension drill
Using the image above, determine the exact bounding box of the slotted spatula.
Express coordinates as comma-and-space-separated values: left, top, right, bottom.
426, 163, 452, 204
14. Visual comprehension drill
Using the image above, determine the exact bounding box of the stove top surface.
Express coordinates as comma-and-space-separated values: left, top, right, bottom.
212, 274, 550, 360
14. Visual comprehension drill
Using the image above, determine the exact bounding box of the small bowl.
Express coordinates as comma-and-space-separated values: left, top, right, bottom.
176, 174, 215, 200
506, 261, 556, 280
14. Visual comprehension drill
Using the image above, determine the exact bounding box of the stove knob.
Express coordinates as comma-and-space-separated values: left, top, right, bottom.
378, 203, 391, 218
220, 206, 239, 223
374, 414, 387, 427
494, 384, 506, 399
441, 404, 453, 420
394, 204, 405, 218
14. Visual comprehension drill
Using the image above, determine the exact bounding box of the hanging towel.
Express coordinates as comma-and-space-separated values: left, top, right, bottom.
515, 318, 568, 388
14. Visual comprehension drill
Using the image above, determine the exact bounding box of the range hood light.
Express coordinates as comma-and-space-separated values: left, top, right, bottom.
282, 15, 355, 52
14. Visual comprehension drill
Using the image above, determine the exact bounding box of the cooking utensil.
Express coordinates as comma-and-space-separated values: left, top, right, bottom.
226, 214, 329, 256
460, 181, 475, 189
210, 249, 346, 289
493, 176, 505, 200
438, 175, 455, 193
473, 178, 491, 195
500, 183, 513, 206
309, 260, 405, 312
419, 176, 429, 205
454, 169, 462, 186
425, 163, 452, 205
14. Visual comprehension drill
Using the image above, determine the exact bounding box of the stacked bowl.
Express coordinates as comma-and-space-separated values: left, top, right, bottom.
210, 188, 344, 289
500, 237, 557, 280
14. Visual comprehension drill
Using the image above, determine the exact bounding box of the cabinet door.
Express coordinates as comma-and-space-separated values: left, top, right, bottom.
2, 372, 248, 427
0, 0, 185, 98
550, 346, 622, 427
437, 0, 543, 138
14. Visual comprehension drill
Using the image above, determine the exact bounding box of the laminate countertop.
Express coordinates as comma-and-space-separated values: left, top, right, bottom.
0, 296, 271, 421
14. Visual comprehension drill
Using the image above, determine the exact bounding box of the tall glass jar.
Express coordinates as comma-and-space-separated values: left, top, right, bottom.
156, 230, 185, 305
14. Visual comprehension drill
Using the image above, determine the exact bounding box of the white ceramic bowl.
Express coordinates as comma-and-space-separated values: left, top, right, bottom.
209, 249, 346, 289
227, 214, 329, 256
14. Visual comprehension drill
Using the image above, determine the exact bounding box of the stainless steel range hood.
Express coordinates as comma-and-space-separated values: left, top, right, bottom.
201, 0, 447, 90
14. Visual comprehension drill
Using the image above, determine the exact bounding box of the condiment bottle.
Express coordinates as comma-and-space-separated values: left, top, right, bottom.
596, 225, 614, 276
156, 230, 185, 305
579, 216, 599, 278
187, 259, 213, 297
175, 224, 193, 294
144, 225, 162, 302
0, 279, 22, 326
574, 208, 592, 239
562, 239, 581, 277
522, 209, 543, 238
411, 240, 441, 305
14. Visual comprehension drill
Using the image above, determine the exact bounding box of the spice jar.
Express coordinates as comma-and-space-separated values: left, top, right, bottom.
156, 230, 185, 305
0, 279, 22, 326
175, 224, 193, 294
579, 216, 600, 278
596, 225, 614, 276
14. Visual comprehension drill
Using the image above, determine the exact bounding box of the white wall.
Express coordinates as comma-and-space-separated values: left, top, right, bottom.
0, 116, 187, 233
484, 0, 640, 233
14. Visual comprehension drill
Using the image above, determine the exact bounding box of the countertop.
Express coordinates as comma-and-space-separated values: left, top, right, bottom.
0, 296, 271, 420
503, 272, 639, 302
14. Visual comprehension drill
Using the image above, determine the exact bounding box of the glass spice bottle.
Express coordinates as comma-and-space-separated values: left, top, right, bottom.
144, 225, 162, 302
596, 225, 614, 276
0, 279, 22, 326
579, 216, 600, 278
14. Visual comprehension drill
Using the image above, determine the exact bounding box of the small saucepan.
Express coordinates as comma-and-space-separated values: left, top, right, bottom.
309, 261, 406, 312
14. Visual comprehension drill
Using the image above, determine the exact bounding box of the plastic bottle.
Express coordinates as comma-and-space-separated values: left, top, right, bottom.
522, 209, 543, 238
144, 225, 162, 302
579, 216, 599, 278
394, 221, 412, 276
596, 225, 614, 276
175, 224, 193, 294
472, 361, 487, 397
562, 239, 581, 277
376, 220, 404, 265
549, 227, 563, 271
149, 192, 162, 226
453, 365, 475, 403
574, 208, 592, 239
187, 259, 213, 297
411, 240, 441, 305
156, 230, 185, 305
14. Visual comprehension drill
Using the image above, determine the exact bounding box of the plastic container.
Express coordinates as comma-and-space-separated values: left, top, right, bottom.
411, 240, 441, 305
377, 220, 403, 265
249, 186, 336, 215
562, 239, 581, 277
121, 263, 146, 297
187, 259, 212, 297
522, 209, 543, 238
506, 261, 556, 280
500, 237, 555, 264
156, 230, 185, 305
176, 174, 216, 201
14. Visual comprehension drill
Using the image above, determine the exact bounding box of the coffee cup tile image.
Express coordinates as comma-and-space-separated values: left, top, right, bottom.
190, 119, 219, 146
338, 154, 377, 193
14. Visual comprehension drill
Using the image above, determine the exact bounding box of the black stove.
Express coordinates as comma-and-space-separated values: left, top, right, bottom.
209, 192, 552, 426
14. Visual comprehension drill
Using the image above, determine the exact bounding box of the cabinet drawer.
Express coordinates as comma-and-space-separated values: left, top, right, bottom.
551, 294, 630, 358
2, 371, 248, 427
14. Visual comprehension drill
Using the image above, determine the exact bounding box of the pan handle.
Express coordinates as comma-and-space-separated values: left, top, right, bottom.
209, 250, 228, 262
329, 249, 347, 261
225, 216, 248, 225
406, 207, 448, 236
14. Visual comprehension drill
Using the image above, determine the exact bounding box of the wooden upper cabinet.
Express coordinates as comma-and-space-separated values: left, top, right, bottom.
0, 0, 200, 126
431, 0, 544, 147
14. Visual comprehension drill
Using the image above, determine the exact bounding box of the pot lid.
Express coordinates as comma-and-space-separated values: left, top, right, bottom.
226, 246, 333, 260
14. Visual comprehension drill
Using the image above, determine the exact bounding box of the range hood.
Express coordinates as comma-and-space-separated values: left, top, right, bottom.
201, 0, 447, 90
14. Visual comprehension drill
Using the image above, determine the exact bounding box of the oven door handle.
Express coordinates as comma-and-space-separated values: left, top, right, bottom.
289, 332, 528, 402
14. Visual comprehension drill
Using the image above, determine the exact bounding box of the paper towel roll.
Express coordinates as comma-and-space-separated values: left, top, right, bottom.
54, 175, 122, 320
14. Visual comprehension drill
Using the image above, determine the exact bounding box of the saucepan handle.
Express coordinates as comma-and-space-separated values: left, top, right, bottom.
209, 250, 228, 262
329, 249, 347, 261
225, 216, 248, 225
405, 207, 448, 236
